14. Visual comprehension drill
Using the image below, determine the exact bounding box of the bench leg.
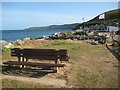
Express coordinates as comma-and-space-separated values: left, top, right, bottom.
26, 58, 28, 62
18, 57, 21, 62
18, 57, 22, 68
24, 58, 28, 68
54, 60, 58, 73
58, 60, 61, 70
54, 59, 61, 73
22, 57, 25, 68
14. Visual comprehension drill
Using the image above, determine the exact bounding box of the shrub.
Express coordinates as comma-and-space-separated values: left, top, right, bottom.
3, 47, 11, 53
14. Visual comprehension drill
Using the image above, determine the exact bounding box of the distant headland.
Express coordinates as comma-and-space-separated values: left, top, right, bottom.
24, 23, 79, 30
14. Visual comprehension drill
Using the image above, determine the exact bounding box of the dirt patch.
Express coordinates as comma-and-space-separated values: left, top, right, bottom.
2, 75, 67, 88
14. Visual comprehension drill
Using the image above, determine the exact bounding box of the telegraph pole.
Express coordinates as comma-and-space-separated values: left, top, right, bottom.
82, 18, 85, 40
104, 13, 106, 44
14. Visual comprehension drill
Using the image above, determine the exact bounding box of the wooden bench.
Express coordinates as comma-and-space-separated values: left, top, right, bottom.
3, 48, 69, 72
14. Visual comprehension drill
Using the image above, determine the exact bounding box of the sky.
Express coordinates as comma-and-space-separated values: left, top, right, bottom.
2, 2, 118, 30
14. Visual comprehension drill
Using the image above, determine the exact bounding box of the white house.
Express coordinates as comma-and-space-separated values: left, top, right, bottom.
107, 26, 119, 32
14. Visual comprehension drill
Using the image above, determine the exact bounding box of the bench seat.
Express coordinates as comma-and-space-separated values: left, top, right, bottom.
3, 61, 65, 67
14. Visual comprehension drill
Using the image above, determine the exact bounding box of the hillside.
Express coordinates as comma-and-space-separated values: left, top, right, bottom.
73, 9, 119, 30
24, 23, 79, 30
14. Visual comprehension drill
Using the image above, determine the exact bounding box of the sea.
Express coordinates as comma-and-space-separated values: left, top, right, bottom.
1, 29, 72, 41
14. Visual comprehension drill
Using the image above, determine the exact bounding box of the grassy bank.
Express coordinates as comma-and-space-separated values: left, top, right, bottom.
2, 40, 118, 88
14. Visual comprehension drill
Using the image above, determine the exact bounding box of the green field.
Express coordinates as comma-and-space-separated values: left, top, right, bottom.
1, 40, 118, 88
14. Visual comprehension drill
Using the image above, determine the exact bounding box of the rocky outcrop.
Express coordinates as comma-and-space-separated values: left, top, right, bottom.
0, 40, 8, 48
4, 43, 15, 48
0, 39, 24, 53
0, 40, 9, 53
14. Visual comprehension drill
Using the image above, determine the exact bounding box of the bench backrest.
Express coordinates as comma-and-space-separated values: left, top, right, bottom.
11, 48, 22, 57
11, 48, 69, 61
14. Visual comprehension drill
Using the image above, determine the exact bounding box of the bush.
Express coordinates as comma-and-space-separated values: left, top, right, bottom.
30, 38, 35, 40
3, 47, 11, 53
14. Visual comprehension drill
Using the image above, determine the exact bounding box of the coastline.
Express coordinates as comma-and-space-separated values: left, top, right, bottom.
2, 29, 72, 41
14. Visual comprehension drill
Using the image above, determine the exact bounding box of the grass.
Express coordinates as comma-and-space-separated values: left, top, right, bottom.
40, 40, 118, 88
2, 78, 53, 88
2, 40, 118, 88
3, 48, 11, 53
1, 48, 16, 64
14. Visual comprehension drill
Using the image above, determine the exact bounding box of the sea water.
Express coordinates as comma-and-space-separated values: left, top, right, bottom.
2, 29, 72, 41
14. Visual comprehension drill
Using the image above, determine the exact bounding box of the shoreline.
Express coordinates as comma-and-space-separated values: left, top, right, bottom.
1, 29, 119, 50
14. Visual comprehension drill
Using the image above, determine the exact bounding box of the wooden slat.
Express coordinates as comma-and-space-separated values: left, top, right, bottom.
59, 57, 69, 61
59, 53, 67, 55
11, 52, 22, 54
23, 48, 56, 50
11, 54, 22, 57
59, 49, 67, 52
3, 61, 65, 67
59, 50, 67, 55
25, 56, 58, 60
23, 49, 57, 52
23, 51, 58, 54
23, 54, 58, 57
23, 53, 58, 56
